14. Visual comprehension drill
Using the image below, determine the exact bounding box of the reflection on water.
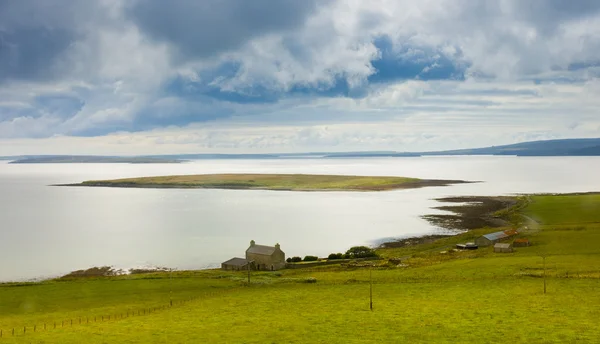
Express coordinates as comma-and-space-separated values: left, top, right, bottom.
0, 156, 598, 281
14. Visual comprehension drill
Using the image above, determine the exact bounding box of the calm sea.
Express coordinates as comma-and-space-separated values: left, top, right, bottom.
1, 156, 599, 281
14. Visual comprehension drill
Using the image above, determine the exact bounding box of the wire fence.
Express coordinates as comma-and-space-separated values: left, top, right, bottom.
0, 287, 239, 340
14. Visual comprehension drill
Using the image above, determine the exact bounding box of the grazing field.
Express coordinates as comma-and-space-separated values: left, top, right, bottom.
524, 193, 600, 225
65, 173, 469, 191
1, 193, 599, 343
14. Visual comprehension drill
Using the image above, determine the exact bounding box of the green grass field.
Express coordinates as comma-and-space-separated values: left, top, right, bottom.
1, 193, 599, 343
72, 173, 460, 191
524, 193, 600, 225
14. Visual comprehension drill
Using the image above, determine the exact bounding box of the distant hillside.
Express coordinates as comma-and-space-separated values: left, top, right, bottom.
421, 138, 600, 156
10, 156, 182, 164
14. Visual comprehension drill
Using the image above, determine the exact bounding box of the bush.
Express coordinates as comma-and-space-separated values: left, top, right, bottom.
61, 266, 117, 278
303, 255, 319, 262
345, 246, 379, 259
328, 253, 344, 260
289, 256, 302, 263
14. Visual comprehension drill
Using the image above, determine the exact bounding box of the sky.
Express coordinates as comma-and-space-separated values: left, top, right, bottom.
1, 0, 600, 155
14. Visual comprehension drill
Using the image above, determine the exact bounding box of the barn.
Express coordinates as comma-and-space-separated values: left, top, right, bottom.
475, 229, 518, 247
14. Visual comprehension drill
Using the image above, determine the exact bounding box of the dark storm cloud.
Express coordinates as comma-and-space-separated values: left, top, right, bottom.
126, 0, 323, 60
0, 27, 76, 81
0, 0, 101, 82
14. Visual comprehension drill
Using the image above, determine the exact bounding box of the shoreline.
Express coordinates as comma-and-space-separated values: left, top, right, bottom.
379, 195, 520, 248
1, 194, 518, 283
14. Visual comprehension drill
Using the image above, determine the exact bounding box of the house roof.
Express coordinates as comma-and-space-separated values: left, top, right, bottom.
482, 229, 518, 241
483, 232, 509, 241
494, 243, 512, 248
222, 257, 249, 266
246, 244, 277, 256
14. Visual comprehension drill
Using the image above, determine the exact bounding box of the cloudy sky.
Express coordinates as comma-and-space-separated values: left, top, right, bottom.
1, 0, 600, 155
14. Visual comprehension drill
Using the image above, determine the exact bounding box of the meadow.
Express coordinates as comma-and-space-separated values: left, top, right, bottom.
1, 193, 599, 343
68, 173, 467, 191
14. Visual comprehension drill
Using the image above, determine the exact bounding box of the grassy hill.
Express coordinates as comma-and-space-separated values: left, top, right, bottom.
1, 193, 599, 343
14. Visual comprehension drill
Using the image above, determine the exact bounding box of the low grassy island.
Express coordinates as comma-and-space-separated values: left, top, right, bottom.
62, 173, 472, 191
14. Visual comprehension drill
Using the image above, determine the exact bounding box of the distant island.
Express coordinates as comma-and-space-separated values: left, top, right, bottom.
3, 138, 600, 163
61, 174, 472, 192
9, 156, 182, 164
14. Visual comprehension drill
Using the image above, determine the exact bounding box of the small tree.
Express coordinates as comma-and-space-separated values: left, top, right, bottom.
290, 256, 302, 263
303, 255, 319, 262
328, 253, 344, 260
345, 246, 378, 259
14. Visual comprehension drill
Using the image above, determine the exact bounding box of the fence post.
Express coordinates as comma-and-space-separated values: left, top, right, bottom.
24, 326, 26, 334
543, 256, 547, 294
12, 328, 14, 336
34, 325, 36, 332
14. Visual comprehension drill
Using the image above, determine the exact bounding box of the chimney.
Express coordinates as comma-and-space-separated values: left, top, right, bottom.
250, 240, 255, 247
275, 243, 280, 249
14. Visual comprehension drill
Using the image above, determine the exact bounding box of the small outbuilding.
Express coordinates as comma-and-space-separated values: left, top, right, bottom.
494, 243, 513, 253
513, 238, 530, 247
221, 257, 250, 271
475, 229, 518, 247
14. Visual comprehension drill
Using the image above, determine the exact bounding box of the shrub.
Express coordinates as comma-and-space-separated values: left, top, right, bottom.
345, 246, 379, 259
303, 255, 319, 262
286, 258, 292, 263
61, 266, 116, 278
290, 256, 302, 263
328, 253, 344, 260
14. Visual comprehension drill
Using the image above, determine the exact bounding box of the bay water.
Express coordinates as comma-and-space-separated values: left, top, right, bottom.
1, 156, 598, 281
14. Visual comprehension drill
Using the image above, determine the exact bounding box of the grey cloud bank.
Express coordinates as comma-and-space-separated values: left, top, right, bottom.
0, 0, 599, 153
